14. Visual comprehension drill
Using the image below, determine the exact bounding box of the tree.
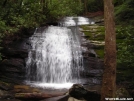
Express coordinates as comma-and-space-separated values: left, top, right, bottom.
101, 0, 116, 101
84, 0, 87, 14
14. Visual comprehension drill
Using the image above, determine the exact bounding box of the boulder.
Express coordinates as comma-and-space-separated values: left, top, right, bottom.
69, 84, 100, 101
116, 87, 132, 98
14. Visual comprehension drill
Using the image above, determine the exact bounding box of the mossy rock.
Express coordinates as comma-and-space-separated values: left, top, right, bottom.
80, 25, 105, 41
80, 25, 105, 59
116, 87, 131, 98
95, 49, 104, 59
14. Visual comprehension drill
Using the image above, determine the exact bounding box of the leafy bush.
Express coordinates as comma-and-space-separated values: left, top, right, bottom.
115, 0, 134, 23
116, 26, 134, 84
117, 26, 134, 69
0, 0, 83, 60
46, 0, 83, 21
0, 0, 83, 28
114, 0, 126, 6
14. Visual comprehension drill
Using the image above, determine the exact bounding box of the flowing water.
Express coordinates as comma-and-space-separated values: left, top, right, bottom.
25, 17, 93, 89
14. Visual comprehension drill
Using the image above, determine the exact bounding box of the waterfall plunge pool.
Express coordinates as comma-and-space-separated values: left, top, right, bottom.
25, 81, 74, 89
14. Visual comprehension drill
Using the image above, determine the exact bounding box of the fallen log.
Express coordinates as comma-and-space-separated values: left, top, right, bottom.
15, 93, 64, 100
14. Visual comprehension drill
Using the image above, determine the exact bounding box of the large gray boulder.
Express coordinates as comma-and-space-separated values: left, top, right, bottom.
69, 84, 100, 101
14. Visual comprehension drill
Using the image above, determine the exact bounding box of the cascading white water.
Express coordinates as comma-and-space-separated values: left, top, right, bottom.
25, 17, 92, 89
26, 26, 83, 88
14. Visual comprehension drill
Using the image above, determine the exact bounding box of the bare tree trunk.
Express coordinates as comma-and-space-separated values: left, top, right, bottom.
84, 0, 88, 14
101, 0, 116, 101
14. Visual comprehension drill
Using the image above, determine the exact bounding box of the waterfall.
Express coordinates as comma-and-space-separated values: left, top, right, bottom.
26, 26, 83, 87
25, 17, 92, 88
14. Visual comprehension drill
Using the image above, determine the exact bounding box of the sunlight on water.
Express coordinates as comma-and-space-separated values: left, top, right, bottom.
26, 81, 74, 89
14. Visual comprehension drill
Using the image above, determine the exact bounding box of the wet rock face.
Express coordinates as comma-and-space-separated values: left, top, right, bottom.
0, 58, 26, 83
0, 47, 28, 83
0, 30, 32, 100
0, 32, 32, 84
1, 58, 25, 68
1, 48, 28, 59
80, 30, 104, 86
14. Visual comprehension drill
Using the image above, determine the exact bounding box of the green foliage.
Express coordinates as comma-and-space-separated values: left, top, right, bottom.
95, 48, 104, 59
117, 26, 134, 68
81, 25, 105, 41
114, 0, 126, 6
46, 0, 83, 21
0, 0, 84, 60
116, 26, 134, 83
80, 25, 105, 59
0, 0, 83, 29
114, 0, 134, 23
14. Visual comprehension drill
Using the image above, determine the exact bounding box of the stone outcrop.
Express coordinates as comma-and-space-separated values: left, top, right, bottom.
80, 27, 104, 86
0, 29, 34, 84
0, 51, 27, 83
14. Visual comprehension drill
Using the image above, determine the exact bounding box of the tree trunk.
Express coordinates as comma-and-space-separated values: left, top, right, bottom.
101, 0, 116, 101
84, 0, 88, 14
